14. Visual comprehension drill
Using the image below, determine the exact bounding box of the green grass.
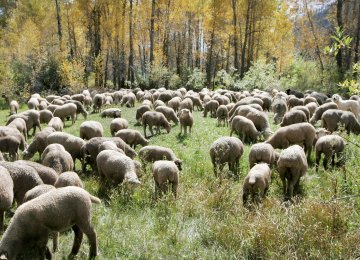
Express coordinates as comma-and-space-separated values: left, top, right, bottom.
3, 103, 360, 259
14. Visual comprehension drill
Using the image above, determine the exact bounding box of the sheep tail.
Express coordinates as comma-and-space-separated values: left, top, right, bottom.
249, 175, 256, 185
89, 195, 101, 204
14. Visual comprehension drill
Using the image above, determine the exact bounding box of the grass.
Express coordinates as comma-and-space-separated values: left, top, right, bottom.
3, 102, 360, 259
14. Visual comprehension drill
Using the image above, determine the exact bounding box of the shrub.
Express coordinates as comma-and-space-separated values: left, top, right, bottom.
186, 68, 206, 90
214, 70, 234, 89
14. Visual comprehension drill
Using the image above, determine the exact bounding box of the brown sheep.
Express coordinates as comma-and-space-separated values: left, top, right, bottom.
142, 111, 171, 138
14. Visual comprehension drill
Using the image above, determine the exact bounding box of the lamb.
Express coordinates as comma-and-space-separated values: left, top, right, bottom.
271, 97, 287, 124
0, 186, 99, 259
248, 143, 277, 168
209, 137, 244, 178
48, 116, 64, 131
9, 100, 19, 115
136, 105, 151, 124
16, 160, 58, 185
277, 145, 308, 200
203, 100, 219, 118
280, 110, 307, 127
138, 145, 182, 170
7, 110, 41, 136
110, 118, 129, 136
23, 184, 55, 203
230, 115, 259, 143
23, 127, 56, 160
0, 136, 22, 161
80, 121, 104, 140
53, 103, 77, 125
64, 100, 88, 119
216, 105, 228, 127
242, 163, 271, 204
101, 108, 122, 118
315, 135, 345, 171
39, 109, 53, 124
0, 166, 13, 230
92, 93, 105, 113
54, 171, 84, 188
153, 160, 179, 198
321, 109, 360, 134
179, 109, 193, 135
309, 102, 338, 125
155, 106, 179, 124
7, 117, 27, 140
266, 122, 316, 160
0, 161, 43, 205
114, 129, 149, 148
142, 111, 171, 138
41, 144, 74, 174
332, 94, 360, 120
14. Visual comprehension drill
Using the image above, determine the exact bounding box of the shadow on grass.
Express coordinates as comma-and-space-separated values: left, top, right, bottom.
176, 133, 190, 143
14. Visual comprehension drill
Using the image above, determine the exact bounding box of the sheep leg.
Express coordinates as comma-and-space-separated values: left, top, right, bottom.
171, 182, 178, 198
331, 154, 336, 168
70, 225, 83, 256
149, 126, 154, 136
323, 154, 330, 170
82, 225, 98, 258
242, 191, 248, 205
52, 232, 58, 252
0, 211, 3, 231
143, 124, 147, 138
315, 151, 321, 172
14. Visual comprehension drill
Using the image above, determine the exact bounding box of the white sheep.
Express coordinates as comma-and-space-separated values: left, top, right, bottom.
152, 160, 180, 199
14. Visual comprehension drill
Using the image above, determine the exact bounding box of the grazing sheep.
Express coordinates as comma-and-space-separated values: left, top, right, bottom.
42, 144, 74, 174
305, 102, 318, 118
27, 97, 39, 110
39, 109, 53, 124
287, 96, 303, 109
230, 115, 259, 143
53, 103, 77, 125
7, 110, 41, 136
142, 111, 171, 138
55, 171, 83, 188
309, 102, 338, 125
271, 97, 288, 125
23, 127, 56, 160
153, 160, 179, 198
104, 95, 113, 106
266, 122, 316, 160
332, 94, 360, 120
101, 108, 121, 118
7, 118, 27, 140
248, 143, 277, 168
138, 146, 182, 170
0, 161, 43, 205
9, 100, 19, 115
179, 98, 193, 112
277, 145, 308, 200
321, 109, 360, 134
291, 106, 310, 121
115, 129, 149, 148
97, 141, 125, 154
80, 121, 104, 140
23, 184, 55, 203
0, 166, 13, 230
168, 97, 181, 112
185, 95, 203, 111
84, 95, 92, 110
110, 118, 129, 136
46, 104, 60, 113
155, 106, 179, 124
0, 186, 99, 259
0, 136, 21, 161
315, 135, 345, 171
154, 100, 166, 109
71, 94, 85, 103
280, 110, 307, 127
136, 105, 151, 124
179, 109, 193, 135
48, 116, 64, 131
303, 96, 318, 106
92, 93, 105, 113
210, 137, 244, 178
286, 89, 304, 98
16, 160, 58, 185
121, 93, 136, 107
64, 100, 88, 119
216, 105, 228, 127
242, 163, 271, 204
203, 100, 219, 118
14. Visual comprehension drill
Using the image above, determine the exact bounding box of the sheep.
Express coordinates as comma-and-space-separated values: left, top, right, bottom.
9, 100, 19, 115
266, 122, 316, 160
138, 145, 182, 171
39, 109, 53, 124
305, 102, 318, 118
154, 100, 166, 109
45, 95, 61, 103
179, 109, 193, 135
168, 97, 181, 112
54, 171, 83, 188
23, 184, 55, 203
48, 116, 64, 131
0, 166, 13, 230
280, 110, 308, 127
209, 137, 244, 178
321, 109, 360, 134
80, 121, 104, 140
64, 100, 88, 119
23, 127, 56, 160
291, 106, 310, 121
121, 93, 136, 107
41, 144, 74, 174
315, 135, 345, 172
277, 145, 308, 200
185, 95, 203, 111
114, 129, 149, 148
7, 110, 41, 136
303, 96, 318, 106
84, 95, 92, 110
92, 93, 105, 113
153, 160, 179, 198
230, 115, 259, 143
27, 97, 39, 110
309, 102, 338, 125
46, 104, 60, 113
0, 186, 99, 259
286, 89, 304, 98
0, 136, 21, 161
242, 163, 271, 205
332, 94, 360, 120
71, 93, 85, 103
248, 143, 277, 168
52, 99, 65, 106
7, 117, 27, 140
142, 111, 171, 138
38, 100, 48, 110
98, 141, 125, 154
157, 91, 173, 103
110, 118, 129, 136
47, 132, 86, 166
16, 160, 58, 185
0, 161, 43, 205
287, 96, 303, 109
216, 105, 228, 127
155, 106, 179, 124
101, 108, 122, 118
203, 100, 219, 118
135, 105, 151, 124
179, 98, 193, 112
53, 103, 77, 125
271, 97, 288, 124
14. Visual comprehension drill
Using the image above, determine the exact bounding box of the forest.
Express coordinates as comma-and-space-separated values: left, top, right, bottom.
0, 0, 359, 97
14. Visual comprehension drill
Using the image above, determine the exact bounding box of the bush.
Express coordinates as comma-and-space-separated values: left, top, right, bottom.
186, 69, 206, 90
149, 64, 171, 89
214, 70, 234, 89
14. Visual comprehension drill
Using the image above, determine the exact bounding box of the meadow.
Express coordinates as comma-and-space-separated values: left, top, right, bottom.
3, 101, 360, 259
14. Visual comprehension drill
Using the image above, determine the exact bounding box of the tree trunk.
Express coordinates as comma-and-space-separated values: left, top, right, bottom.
240, 0, 251, 78
206, 26, 215, 89
231, 0, 239, 73
355, 2, 360, 63
187, 12, 193, 70
336, 0, 344, 76
149, 0, 156, 66
128, 0, 135, 86
54, 0, 62, 51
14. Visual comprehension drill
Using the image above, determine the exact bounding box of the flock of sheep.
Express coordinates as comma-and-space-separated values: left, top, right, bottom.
0, 86, 358, 258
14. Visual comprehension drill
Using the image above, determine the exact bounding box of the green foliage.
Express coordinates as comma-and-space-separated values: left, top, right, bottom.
186, 68, 206, 90
214, 69, 234, 89
59, 58, 86, 93
338, 63, 360, 95
149, 64, 171, 89
168, 74, 182, 90
324, 27, 353, 57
